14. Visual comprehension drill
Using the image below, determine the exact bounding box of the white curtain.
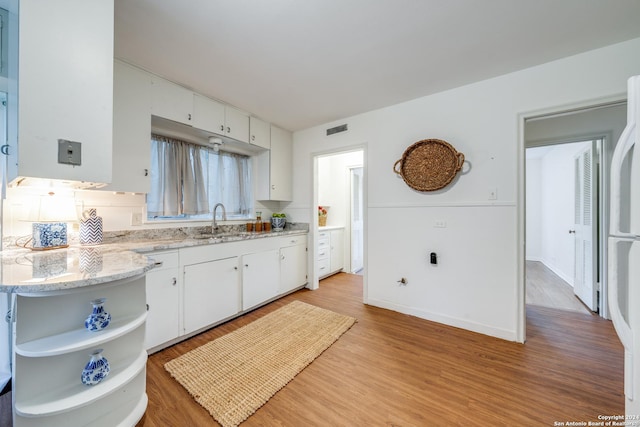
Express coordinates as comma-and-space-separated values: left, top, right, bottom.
205, 150, 252, 218
148, 135, 209, 217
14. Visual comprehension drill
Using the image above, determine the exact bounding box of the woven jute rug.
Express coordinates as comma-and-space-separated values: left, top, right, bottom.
164, 300, 356, 427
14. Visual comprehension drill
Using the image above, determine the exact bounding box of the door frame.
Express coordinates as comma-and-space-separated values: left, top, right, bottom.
311, 144, 368, 300
349, 165, 364, 273
517, 96, 625, 342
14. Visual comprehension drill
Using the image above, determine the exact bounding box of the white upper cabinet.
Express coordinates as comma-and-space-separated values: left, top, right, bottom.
192, 93, 225, 135
150, 75, 193, 126
105, 61, 151, 193
9, 0, 114, 187
224, 106, 250, 143
271, 125, 293, 201
249, 117, 271, 149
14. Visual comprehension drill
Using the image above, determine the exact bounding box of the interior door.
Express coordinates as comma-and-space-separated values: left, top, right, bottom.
350, 167, 364, 273
573, 142, 598, 311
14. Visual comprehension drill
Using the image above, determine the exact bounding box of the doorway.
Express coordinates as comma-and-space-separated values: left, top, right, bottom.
313, 148, 365, 288
525, 140, 602, 314
521, 100, 628, 338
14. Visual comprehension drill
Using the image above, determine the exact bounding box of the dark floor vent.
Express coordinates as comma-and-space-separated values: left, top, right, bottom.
326, 124, 348, 136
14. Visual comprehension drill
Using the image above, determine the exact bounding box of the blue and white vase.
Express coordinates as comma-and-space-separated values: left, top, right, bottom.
81, 349, 110, 385
84, 298, 111, 332
271, 217, 286, 231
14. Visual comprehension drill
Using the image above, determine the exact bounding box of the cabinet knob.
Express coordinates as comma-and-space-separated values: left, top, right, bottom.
144, 168, 149, 177
281, 255, 285, 260
188, 113, 192, 121
227, 126, 231, 133
244, 264, 249, 268
251, 135, 255, 141
146, 304, 149, 311
172, 278, 177, 286
220, 125, 224, 131
271, 185, 276, 190
234, 266, 238, 270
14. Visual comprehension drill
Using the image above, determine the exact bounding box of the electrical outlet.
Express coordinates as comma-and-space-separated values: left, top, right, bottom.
131, 212, 143, 226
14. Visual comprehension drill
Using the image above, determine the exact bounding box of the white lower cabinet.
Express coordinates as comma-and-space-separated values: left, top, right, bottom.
145, 234, 308, 352
12, 274, 148, 427
280, 235, 308, 294
183, 257, 240, 335
242, 250, 280, 310
317, 228, 344, 279
144, 251, 180, 351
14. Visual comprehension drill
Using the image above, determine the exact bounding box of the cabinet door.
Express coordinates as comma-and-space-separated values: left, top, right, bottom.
242, 250, 280, 310
150, 75, 193, 125
183, 257, 239, 334
224, 106, 250, 143
192, 93, 225, 135
249, 117, 270, 149
13, 0, 114, 185
330, 229, 345, 273
145, 267, 180, 350
269, 125, 293, 201
280, 244, 307, 294
106, 61, 151, 193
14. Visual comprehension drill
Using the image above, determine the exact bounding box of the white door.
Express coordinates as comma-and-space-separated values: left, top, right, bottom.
573, 142, 598, 311
350, 167, 364, 273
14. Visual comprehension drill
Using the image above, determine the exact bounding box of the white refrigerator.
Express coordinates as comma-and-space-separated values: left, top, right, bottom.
609, 74, 640, 416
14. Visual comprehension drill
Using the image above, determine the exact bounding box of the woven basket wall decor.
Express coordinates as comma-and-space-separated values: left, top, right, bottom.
393, 139, 465, 192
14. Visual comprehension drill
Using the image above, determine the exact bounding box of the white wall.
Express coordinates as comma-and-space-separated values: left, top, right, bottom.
290, 37, 640, 342
318, 150, 363, 228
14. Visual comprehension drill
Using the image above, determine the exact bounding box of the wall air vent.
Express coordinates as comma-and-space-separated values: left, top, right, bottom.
326, 124, 348, 136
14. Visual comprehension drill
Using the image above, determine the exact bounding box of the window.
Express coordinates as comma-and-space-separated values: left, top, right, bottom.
147, 134, 252, 220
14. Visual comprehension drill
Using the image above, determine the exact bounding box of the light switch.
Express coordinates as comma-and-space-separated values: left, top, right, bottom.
58, 139, 82, 166
488, 187, 497, 200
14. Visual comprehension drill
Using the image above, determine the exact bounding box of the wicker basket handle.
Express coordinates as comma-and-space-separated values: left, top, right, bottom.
393, 159, 403, 176
456, 152, 465, 171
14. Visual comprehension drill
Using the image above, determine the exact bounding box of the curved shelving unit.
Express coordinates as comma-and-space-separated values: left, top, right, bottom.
15, 313, 147, 357
15, 349, 147, 417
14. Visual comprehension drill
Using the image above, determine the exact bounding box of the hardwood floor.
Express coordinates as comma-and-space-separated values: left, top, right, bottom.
526, 260, 591, 314
139, 272, 624, 427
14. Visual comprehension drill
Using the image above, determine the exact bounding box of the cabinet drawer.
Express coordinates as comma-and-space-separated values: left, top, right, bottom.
280, 235, 307, 247
317, 247, 329, 260
317, 258, 330, 276
148, 251, 179, 271
318, 231, 329, 239
317, 238, 329, 251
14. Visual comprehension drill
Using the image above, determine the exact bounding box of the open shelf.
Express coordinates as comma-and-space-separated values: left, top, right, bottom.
14, 349, 147, 417
15, 313, 147, 357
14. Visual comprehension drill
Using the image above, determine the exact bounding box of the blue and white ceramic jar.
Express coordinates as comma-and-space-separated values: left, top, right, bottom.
81, 349, 110, 385
271, 217, 286, 231
84, 298, 111, 332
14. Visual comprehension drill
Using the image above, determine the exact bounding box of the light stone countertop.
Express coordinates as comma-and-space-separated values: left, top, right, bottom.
0, 226, 309, 293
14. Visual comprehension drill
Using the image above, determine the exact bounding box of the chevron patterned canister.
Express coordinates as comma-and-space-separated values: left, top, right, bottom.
80, 209, 103, 245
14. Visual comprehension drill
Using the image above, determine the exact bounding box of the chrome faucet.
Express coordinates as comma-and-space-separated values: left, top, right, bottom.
212, 203, 227, 233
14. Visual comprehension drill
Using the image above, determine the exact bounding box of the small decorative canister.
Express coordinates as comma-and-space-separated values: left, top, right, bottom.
79, 208, 103, 245
81, 349, 110, 385
85, 298, 111, 332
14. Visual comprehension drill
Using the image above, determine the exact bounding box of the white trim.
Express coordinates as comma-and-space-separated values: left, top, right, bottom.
367, 298, 518, 342
369, 201, 515, 209
518, 93, 627, 341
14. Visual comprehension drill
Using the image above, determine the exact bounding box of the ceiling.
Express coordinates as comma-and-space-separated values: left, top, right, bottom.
114, 0, 640, 132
